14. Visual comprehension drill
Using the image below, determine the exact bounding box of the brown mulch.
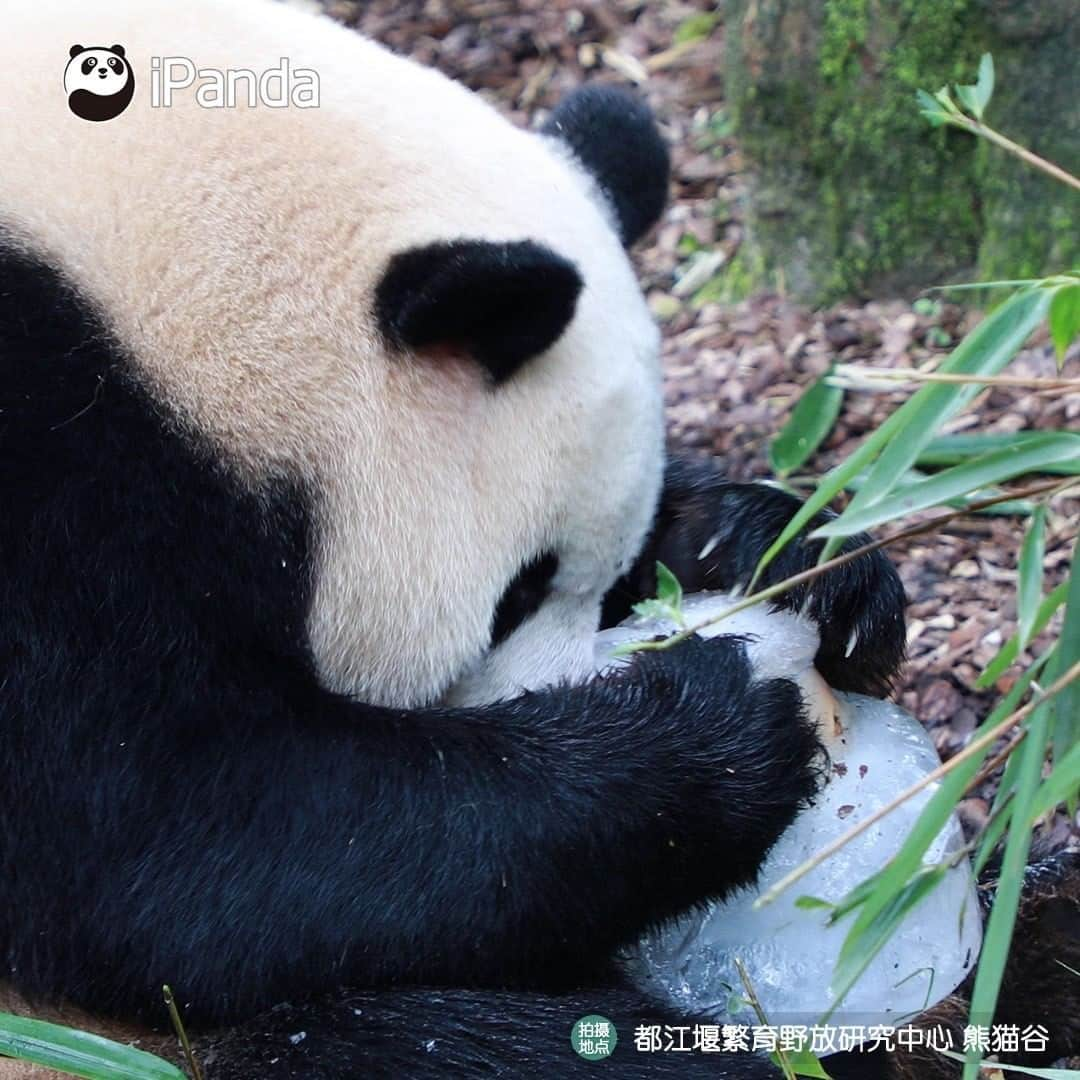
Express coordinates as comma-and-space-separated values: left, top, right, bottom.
324, 0, 1079, 846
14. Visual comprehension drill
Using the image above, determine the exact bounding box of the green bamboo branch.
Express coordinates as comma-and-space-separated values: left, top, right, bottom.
951, 114, 1080, 192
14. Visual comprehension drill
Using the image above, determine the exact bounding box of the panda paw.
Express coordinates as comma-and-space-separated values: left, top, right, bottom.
604, 456, 907, 697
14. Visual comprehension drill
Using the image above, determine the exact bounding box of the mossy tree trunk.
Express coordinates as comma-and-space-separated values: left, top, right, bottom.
722, 0, 1079, 305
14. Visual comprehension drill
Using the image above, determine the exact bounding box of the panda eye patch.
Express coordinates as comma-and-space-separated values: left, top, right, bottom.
108, 57, 121, 70
490, 551, 559, 648
82, 57, 97, 74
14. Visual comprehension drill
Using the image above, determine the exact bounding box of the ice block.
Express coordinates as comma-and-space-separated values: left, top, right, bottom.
595, 592, 982, 1036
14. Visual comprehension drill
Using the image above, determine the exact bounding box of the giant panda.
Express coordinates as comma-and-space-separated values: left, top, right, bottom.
0, 3, 1070, 1079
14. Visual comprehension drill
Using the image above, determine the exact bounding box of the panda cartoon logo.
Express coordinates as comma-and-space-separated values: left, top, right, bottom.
64, 44, 134, 122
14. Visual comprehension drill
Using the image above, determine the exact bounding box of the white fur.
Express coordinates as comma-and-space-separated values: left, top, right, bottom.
1, 0, 664, 709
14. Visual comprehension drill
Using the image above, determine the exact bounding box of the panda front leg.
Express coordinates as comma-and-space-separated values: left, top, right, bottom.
32, 639, 830, 1080
602, 455, 908, 697
7, 635, 825, 1029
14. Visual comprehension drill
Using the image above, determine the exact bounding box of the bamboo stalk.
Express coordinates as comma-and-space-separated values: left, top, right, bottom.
831, 367, 1080, 391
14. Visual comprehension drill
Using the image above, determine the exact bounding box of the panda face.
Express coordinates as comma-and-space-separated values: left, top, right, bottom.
64, 45, 133, 121
64, 46, 129, 95
83, 51, 122, 82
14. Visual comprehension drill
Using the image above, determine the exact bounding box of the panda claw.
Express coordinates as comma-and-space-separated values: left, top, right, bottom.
798, 668, 843, 743
697, 533, 721, 561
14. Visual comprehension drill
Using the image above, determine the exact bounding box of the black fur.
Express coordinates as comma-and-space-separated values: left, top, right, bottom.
201, 849, 1080, 1080
602, 457, 908, 697
199, 986, 892, 1079
490, 550, 559, 647
2, 243, 829, 1071
542, 85, 670, 247
374, 239, 582, 384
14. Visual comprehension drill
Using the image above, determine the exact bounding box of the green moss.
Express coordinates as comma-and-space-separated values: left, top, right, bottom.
974, 19, 1079, 281
811, 0, 983, 298
819, 0, 869, 83
723, 0, 1078, 304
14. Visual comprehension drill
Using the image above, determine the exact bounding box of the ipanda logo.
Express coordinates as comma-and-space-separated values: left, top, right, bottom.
150, 57, 320, 109
64, 45, 319, 120
64, 44, 135, 122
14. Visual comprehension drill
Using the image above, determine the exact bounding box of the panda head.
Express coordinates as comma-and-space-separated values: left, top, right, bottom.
8, 2, 670, 710
64, 44, 134, 121
368, 86, 670, 708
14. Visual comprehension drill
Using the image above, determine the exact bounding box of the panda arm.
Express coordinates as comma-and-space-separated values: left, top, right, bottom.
602, 456, 907, 696
5, 632, 821, 1025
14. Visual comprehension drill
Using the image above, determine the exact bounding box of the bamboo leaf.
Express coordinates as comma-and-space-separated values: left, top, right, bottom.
753, 289, 1050, 582
974, 649, 1056, 876
954, 83, 980, 119
933, 87, 956, 112
655, 561, 683, 610
769, 373, 845, 477
0, 1013, 186, 1080
633, 562, 686, 626
813, 434, 1080, 538
918, 433, 1080, 475
847, 466, 1036, 518
975, 53, 995, 116
963, 701, 1053, 1079
825, 289, 1051, 527
953, 53, 994, 125
1052, 549, 1080, 781
829, 866, 949, 1016
916, 89, 941, 113
1028, 739, 1080, 824
975, 582, 1068, 689
916, 89, 948, 127
1017, 507, 1047, 650
794, 895, 834, 912
835, 659, 1045, 978
930, 279, 1046, 292
1049, 284, 1080, 365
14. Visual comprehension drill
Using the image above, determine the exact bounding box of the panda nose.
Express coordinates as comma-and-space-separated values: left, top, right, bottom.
98, 69, 108, 77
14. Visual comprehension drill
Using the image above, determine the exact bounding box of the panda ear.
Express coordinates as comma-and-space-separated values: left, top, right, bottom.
110, 45, 126, 58
543, 85, 669, 247
69, 44, 86, 59
375, 239, 583, 385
